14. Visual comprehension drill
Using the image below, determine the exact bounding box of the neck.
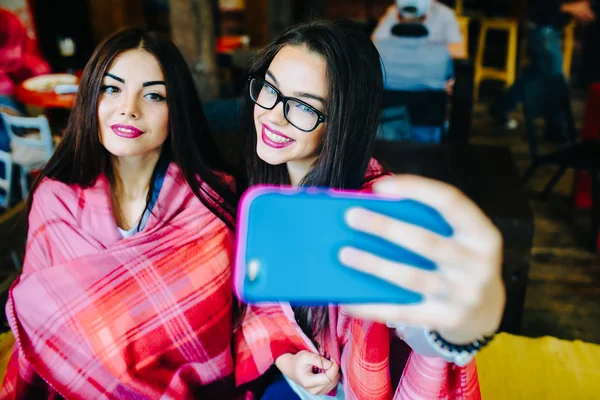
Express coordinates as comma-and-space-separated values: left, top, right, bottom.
287, 156, 318, 187
110, 151, 161, 199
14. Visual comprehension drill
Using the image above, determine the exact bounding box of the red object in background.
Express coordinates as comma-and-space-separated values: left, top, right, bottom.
15, 82, 76, 108
216, 36, 246, 53
575, 83, 600, 252
573, 83, 600, 210
0, 7, 50, 96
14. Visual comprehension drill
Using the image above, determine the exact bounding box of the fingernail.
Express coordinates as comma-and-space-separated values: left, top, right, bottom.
345, 207, 367, 229
338, 247, 360, 266
323, 359, 332, 368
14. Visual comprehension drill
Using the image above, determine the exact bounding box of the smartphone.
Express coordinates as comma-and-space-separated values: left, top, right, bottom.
234, 186, 453, 305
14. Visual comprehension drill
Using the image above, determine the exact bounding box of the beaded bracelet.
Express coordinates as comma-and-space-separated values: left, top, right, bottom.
429, 331, 496, 354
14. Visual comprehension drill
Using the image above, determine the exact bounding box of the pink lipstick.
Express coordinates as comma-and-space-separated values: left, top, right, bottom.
261, 124, 295, 149
111, 124, 144, 139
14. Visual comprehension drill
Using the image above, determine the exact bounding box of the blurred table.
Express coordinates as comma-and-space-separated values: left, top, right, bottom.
15, 83, 76, 109
14, 74, 78, 132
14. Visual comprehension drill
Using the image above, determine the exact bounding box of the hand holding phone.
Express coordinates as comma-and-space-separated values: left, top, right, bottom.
234, 186, 453, 305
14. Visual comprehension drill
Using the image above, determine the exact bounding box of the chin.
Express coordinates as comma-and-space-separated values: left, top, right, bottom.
256, 144, 289, 166
102, 143, 151, 158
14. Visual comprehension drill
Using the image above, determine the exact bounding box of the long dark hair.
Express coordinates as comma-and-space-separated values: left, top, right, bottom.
26, 28, 237, 230
241, 20, 384, 345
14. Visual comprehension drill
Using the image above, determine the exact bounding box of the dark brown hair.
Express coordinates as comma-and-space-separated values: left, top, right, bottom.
241, 20, 384, 345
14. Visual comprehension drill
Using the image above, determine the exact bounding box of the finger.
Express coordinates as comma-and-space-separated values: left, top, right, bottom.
368, 175, 502, 249
301, 372, 337, 389
339, 247, 448, 296
345, 208, 480, 268
298, 351, 333, 369
340, 246, 490, 307
323, 361, 340, 381
341, 302, 466, 332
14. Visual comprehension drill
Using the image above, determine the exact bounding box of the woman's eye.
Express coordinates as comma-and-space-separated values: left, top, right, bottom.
145, 92, 166, 102
101, 85, 120, 95
296, 103, 315, 114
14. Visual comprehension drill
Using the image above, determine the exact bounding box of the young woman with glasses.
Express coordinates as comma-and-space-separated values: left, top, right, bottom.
234, 20, 504, 400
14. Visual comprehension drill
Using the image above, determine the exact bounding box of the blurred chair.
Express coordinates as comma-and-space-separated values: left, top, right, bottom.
454, 0, 464, 15
562, 21, 576, 78
522, 75, 600, 250
379, 90, 448, 143
0, 114, 54, 199
474, 18, 519, 102
457, 16, 470, 57
376, 22, 451, 143
448, 59, 475, 144
0, 150, 13, 209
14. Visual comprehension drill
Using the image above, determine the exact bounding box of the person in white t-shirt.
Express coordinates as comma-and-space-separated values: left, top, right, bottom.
372, 0, 466, 59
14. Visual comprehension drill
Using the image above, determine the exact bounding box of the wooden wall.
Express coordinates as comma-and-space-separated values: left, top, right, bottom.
87, 0, 145, 44
325, 0, 390, 22
243, 0, 269, 46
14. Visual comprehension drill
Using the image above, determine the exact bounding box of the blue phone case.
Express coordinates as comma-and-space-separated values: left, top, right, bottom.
234, 186, 453, 305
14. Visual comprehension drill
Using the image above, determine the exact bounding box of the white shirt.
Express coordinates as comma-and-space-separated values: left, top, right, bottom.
372, 0, 463, 46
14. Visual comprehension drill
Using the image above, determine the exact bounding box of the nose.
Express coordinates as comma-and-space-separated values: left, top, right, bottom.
119, 92, 140, 119
266, 100, 287, 126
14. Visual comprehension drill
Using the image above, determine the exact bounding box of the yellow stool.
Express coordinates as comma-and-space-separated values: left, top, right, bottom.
519, 21, 576, 77
477, 333, 600, 400
455, 0, 464, 16
0, 331, 15, 382
562, 21, 575, 77
457, 16, 470, 57
474, 18, 519, 102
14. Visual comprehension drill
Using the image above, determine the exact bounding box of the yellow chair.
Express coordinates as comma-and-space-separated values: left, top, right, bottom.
474, 18, 519, 102
477, 333, 600, 400
454, 0, 464, 16
562, 21, 576, 78
457, 16, 470, 57
0, 331, 15, 380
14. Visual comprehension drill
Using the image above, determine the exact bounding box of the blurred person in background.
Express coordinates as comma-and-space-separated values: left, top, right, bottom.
490, 0, 596, 137
0, 7, 50, 151
373, 0, 454, 143
372, 0, 466, 59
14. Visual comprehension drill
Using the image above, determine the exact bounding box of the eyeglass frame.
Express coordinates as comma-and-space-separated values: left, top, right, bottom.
247, 75, 327, 132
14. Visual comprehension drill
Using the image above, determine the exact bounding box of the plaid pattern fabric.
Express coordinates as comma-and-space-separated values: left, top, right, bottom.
1, 164, 246, 399
235, 159, 481, 400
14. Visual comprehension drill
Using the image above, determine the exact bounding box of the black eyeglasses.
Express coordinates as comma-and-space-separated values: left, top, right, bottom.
247, 76, 327, 132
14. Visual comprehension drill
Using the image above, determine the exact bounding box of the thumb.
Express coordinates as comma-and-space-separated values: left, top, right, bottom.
323, 360, 340, 381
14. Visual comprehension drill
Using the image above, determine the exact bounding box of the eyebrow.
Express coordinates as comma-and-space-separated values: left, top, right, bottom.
265, 70, 326, 105
266, 71, 279, 86
142, 81, 166, 87
293, 91, 325, 105
105, 73, 124, 83
104, 73, 166, 87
